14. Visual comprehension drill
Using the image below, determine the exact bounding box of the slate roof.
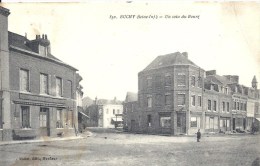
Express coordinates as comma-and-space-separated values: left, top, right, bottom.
125, 92, 138, 102
142, 52, 200, 71
206, 75, 232, 85
8, 31, 77, 71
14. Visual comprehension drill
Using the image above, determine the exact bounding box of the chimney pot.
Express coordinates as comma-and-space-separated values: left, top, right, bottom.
45, 34, 47, 39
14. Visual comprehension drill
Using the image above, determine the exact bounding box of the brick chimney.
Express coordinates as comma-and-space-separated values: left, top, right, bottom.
206, 70, 216, 76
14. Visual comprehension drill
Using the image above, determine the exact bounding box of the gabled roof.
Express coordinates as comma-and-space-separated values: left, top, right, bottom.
8, 31, 77, 71
96, 99, 123, 105
125, 92, 138, 102
206, 75, 232, 85
142, 52, 200, 71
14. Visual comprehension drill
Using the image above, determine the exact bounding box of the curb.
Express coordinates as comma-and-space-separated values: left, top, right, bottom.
0, 132, 93, 146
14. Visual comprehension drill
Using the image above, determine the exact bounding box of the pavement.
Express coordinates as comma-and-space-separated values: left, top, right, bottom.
0, 131, 93, 146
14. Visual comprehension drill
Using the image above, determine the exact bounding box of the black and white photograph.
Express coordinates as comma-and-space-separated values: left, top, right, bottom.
0, 1, 260, 166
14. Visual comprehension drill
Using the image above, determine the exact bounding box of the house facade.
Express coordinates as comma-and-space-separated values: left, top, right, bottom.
86, 98, 123, 128
0, 7, 82, 141
124, 51, 260, 135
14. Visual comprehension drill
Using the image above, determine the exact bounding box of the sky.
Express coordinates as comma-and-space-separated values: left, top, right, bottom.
1, 2, 260, 101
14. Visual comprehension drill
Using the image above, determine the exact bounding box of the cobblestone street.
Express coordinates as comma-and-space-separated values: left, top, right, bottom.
0, 131, 259, 166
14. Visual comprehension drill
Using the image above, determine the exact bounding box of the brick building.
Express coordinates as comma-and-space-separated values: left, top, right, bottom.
0, 7, 82, 141
124, 52, 260, 135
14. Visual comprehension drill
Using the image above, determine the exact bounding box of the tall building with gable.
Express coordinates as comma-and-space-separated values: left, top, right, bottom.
0, 7, 83, 141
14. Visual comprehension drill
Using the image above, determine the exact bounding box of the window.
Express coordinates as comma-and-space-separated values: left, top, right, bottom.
155, 76, 161, 88
56, 109, 63, 128
237, 102, 240, 110
160, 116, 171, 128
191, 95, 195, 106
227, 102, 230, 112
147, 96, 152, 108
177, 74, 186, 86
198, 77, 202, 88
244, 103, 247, 111
191, 117, 200, 127
40, 108, 48, 127
222, 102, 225, 112
67, 80, 73, 98
225, 88, 228, 94
113, 109, 115, 114
213, 101, 217, 111
198, 96, 202, 107
208, 100, 211, 110
165, 75, 171, 86
147, 77, 152, 88
165, 94, 171, 105
21, 106, 30, 128
20, 69, 29, 92
40, 73, 48, 94
56, 77, 62, 96
155, 94, 162, 106
147, 115, 152, 127
191, 76, 195, 87
234, 102, 236, 110
240, 102, 243, 110
177, 94, 185, 105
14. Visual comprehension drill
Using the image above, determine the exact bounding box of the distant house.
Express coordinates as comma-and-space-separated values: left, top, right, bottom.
0, 7, 83, 141
86, 97, 123, 128
123, 92, 138, 131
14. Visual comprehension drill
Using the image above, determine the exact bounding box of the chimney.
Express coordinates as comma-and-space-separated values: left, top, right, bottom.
224, 75, 239, 84
45, 34, 47, 40
206, 70, 216, 76
182, 52, 188, 58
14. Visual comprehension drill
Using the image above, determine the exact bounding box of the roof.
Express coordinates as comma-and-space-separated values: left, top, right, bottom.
206, 75, 232, 85
142, 52, 200, 71
125, 92, 138, 102
96, 99, 123, 105
8, 31, 77, 71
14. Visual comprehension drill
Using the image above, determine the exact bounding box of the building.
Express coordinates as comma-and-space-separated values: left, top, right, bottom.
125, 52, 260, 135
86, 97, 123, 128
123, 92, 138, 131
0, 7, 83, 141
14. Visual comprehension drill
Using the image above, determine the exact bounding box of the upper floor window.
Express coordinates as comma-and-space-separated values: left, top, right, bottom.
225, 88, 228, 94
147, 96, 152, 108
237, 102, 240, 110
227, 102, 230, 112
213, 101, 217, 111
198, 96, 202, 107
147, 77, 152, 88
198, 77, 202, 88
56, 77, 62, 97
222, 102, 225, 112
208, 100, 211, 110
40, 73, 48, 94
165, 75, 171, 86
20, 69, 29, 92
113, 109, 115, 114
191, 76, 195, 87
177, 94, 185, 106
165, 94, 171, 105
191, 95, 195, 106
155, 76, 161, 88
177, 73, 186, 86
155, 94, 162, 106
67, 80, 73, 98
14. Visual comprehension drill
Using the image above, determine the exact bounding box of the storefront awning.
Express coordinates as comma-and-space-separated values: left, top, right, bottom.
112, 117, 123, 122
78, 111, 89, 118
256, 118, 260, 121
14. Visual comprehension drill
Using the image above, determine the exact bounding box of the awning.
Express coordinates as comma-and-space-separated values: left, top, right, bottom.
256, 118, 260, 121
78, 111, 89, 118
112, 117, 123, 122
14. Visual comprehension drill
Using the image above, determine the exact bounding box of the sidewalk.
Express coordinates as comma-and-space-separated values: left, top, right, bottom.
0, 131, 93, 146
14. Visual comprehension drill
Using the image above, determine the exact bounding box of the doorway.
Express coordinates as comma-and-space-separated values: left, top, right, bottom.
39, 107, 50, 136
177, 113, 186, 134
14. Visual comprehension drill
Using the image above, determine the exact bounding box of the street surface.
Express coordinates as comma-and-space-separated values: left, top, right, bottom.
0, 131, 259, 166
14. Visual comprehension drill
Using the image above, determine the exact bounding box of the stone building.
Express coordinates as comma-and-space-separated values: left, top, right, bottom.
0, 7, 82, 141
125, 51, 260, 135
